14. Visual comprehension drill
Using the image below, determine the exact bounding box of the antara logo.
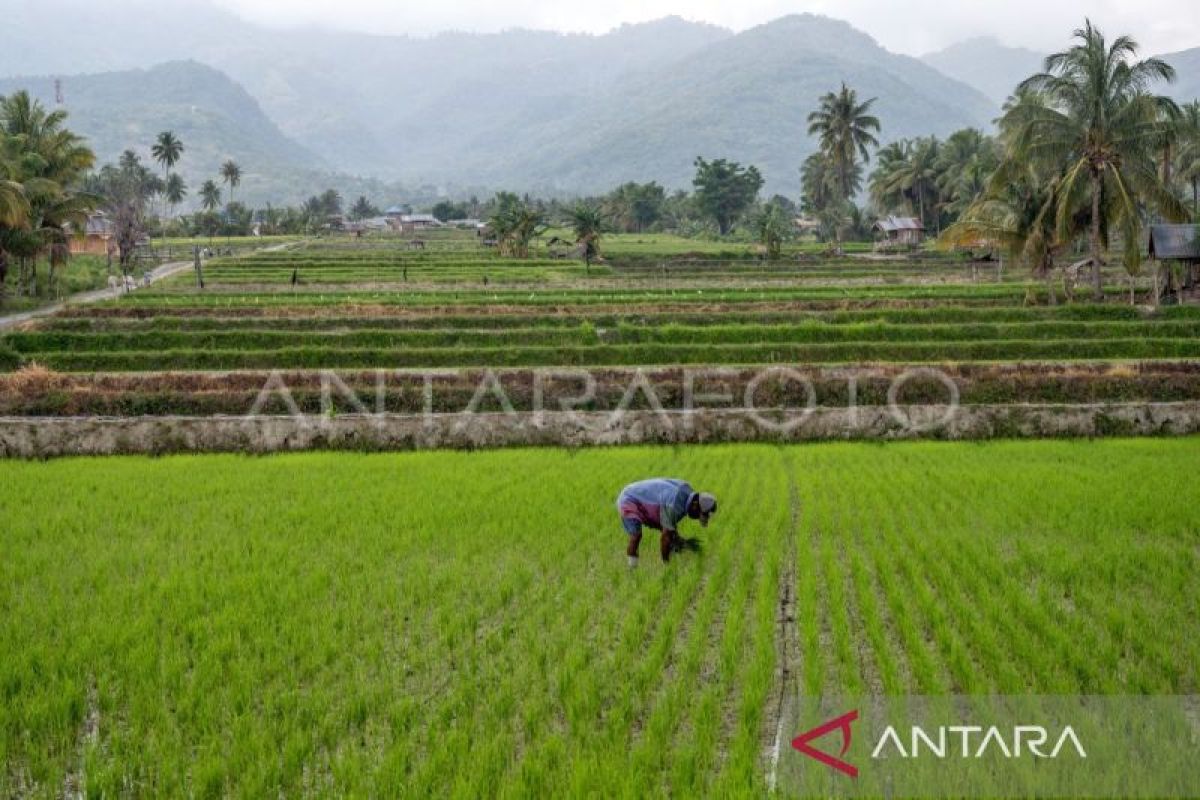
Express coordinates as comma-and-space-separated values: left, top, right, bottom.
792, 709, 1087, 778
791, 710, 860, 778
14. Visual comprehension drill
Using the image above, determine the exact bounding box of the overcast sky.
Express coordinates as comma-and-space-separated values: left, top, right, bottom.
208, 0, 1200, 55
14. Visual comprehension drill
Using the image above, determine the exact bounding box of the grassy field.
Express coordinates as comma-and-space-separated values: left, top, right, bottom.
2, 438, 1198, 797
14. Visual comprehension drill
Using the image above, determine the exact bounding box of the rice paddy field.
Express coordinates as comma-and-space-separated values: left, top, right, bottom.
2, 439, 1198, 797
2, 232, 1198, 376
2, 231, 1198, 796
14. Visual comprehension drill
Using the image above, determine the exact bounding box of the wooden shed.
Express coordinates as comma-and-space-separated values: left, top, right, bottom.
874, 215, 925, 246
68, 212, 115, 256
1148, 224, 1200, 298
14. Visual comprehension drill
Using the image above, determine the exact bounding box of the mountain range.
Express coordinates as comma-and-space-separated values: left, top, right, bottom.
920, 37, 1044, 106
2, 1, 1198, 204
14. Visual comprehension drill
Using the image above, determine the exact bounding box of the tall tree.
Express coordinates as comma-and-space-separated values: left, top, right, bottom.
942, 157, 1080, 304
751, 203, 790, 259
692, 157, 763, 235
1177, 100, 1200, 221
199, 180, 221, 212
606, 182, 665, 233
568, 203, 606, 269
934, 129, 1001, 222
86, 156, 162, 276
164, 173, 187, 219
870, 137, 943, 231
151, 131, 183, 183
806, 84, 881, 202
319, 189, 342, 217
488, 192, 546, 258
0, 91, 96, 299
1010, 20, 1187, 299
220, 160, 241, 208
429, 199, 465, 222
350, 195, 382, 221
800, 152, 834, 215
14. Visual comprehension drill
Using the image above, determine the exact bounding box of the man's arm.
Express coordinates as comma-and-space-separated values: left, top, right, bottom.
660, 529, 676, 562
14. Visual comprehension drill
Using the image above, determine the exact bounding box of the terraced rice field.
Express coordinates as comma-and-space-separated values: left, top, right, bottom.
2, 236, 1196, 374
2, 439, 1197, 796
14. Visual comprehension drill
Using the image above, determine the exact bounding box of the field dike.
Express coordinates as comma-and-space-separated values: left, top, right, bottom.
2, 401, 1200, 457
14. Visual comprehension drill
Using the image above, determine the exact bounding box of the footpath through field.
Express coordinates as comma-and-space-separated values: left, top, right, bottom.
0, 261, 191, 332
0, 241, 304, 332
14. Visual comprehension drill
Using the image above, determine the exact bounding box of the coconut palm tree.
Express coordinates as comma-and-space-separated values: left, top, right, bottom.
0, 91, 96, 298
568, 203, 606, 270
220, 160, 241, 208
0, 149, 27, 227
942, 158, 1081, 304
164, 173, 187, 219
150, 131, 184, 237
1009, 20, 1187, 299
1177, 100, 1200, 220
871, 137, 943, 231
199, 180, 221, 212
934, 129, 1001, 221
806, 83, 881, 203
0, 143, 29, 300
151, 131, 183, 179
800, 152, 832, 214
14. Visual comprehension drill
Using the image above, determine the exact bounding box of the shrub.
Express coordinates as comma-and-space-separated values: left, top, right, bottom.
0, 345, 22, 372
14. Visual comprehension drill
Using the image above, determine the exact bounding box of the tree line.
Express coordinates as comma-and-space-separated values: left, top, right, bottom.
4, 19, 1200, 302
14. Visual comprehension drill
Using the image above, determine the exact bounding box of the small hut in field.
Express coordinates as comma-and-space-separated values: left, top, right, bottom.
1148, 224, 1200, 299
68, 212, 115, 255
873, 215, 925, 246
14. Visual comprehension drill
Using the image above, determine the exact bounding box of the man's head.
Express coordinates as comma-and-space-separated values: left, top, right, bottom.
687, 492, 718, 527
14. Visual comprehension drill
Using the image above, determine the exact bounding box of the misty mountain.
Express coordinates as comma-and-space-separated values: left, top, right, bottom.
926, 37, 1200, 110
2, 2, 997, 197
0, 61, 433, 209
1160, 47, 1200, 105
920, 37, 1044, 105
0, 1, 730, 181
474, 15, 997, 194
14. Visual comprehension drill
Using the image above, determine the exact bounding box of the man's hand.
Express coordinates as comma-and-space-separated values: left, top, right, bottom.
673, 536, 702, 553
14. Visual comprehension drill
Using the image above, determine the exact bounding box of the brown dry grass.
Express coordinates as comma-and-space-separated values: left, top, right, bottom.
4, 362, 68, 395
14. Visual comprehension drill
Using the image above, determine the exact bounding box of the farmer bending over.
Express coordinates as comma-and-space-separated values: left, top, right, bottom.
616, 478, 717, 567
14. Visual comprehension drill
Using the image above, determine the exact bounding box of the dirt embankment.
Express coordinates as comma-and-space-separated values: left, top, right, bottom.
2, 402, 1198, 458
4, 363, 1199, 417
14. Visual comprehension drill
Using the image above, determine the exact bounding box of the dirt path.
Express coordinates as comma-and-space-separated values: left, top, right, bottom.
0, 241, 303, 332
0, 259, 193, 331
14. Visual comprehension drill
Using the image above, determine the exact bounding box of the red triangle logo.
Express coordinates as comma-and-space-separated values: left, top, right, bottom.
791, 709, 859, 778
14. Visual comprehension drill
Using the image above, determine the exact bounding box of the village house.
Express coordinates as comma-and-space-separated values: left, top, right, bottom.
792, 216, 821, 236
68, 211, 115, 256
874, 215, 925, 246
396, 213, 442, 233
382, 206, 442, 233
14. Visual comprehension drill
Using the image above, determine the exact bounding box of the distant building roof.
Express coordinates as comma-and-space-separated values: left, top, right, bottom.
383, 206, 408, 216
1149, 224, 1200, 260
874, 215, 925, 232
400, 213, 440, 224
73, 211, 113, 237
